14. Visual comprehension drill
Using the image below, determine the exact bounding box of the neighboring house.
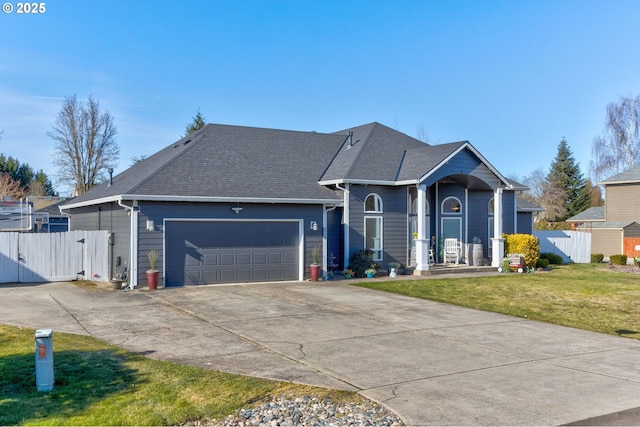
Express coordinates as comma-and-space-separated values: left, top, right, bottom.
567, 165, 640, 260
32, 197, 69, 233
60, 122, 536, 287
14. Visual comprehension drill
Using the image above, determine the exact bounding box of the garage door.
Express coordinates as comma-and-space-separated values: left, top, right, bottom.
165, 220, 300, 286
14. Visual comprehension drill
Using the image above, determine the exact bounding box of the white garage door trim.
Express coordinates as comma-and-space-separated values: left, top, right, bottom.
163, 218, 304, 284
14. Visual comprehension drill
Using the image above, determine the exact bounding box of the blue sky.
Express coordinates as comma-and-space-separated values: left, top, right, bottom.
1, 0, 639, 195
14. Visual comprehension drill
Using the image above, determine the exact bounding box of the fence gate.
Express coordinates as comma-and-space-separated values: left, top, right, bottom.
0, 231, 109, 283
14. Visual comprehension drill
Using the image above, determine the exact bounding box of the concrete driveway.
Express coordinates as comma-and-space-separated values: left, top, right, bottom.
2, 280, 640, 425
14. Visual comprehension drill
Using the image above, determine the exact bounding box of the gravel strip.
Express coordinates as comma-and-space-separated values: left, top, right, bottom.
190, 395, 404, 426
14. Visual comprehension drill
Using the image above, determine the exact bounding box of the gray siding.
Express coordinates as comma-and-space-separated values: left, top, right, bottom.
517, 212, 533, 234
467, 190, 493, 255
69, 202, 131, 280
138, 201, 324, 284
424, 148, 501, 189
348, 185, 408, 267
502, 191, 516, 235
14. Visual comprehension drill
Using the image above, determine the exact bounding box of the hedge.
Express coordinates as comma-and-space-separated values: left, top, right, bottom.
539, 252, 563, 265
610, 254, 627, 266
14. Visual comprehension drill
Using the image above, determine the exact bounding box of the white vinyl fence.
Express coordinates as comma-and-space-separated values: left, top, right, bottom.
534, 230, 592, 263
0, 230, 109, 283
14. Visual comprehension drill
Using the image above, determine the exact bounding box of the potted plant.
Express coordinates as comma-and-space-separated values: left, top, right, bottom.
365, 268, 377, 278
342, 268, 354, 279
146, 249, 159, 290
309, 246, 321, 281
635, 256, 640, 267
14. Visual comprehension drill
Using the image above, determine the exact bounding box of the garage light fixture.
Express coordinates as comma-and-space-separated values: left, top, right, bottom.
310, 221, 318, 231
146, 220, 154, 231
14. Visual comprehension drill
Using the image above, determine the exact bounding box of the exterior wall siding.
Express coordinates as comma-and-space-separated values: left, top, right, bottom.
68, 203, 131, 280
423, 148, 501, 188
605, 184, 640, 222
592, 229, 623, 258
348, 185, 408, 268
138, 201, 325, 285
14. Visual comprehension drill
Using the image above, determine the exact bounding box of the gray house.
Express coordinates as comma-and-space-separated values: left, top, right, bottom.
60, 122, 534, 288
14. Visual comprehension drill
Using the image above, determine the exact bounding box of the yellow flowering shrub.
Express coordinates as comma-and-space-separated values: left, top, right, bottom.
504, 233, 539, 268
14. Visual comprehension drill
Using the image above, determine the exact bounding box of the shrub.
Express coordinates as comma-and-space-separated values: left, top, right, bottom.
504, 234, 539, 268
591, 253, 604, 263
536, 258, 549, 269
539, 252, 563, 265
348, 249, 375, 278
610, 254, 627, 265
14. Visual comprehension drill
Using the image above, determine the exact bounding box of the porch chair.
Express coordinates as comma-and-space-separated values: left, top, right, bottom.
443, 238, 460, 264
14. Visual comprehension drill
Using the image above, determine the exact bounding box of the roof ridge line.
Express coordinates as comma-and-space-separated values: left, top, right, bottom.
341, 123, 378, 179
129, 126, 207, 194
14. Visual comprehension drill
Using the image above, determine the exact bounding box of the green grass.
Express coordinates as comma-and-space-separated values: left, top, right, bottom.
0, 325, 361, 426
354, 263, 640, 339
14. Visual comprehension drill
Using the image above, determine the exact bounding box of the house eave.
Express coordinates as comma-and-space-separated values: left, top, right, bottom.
61, 194, 343, 210
318, 178, 419, 187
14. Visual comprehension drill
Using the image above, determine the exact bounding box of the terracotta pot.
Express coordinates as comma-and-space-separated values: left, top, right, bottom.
146, 270, 159, 290
309, 264, 320, 281
110, 280, 123, 290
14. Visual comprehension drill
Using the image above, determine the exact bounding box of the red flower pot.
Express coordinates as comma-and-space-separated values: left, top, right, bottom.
309, 264, 320, 281
146, 270, 159, 290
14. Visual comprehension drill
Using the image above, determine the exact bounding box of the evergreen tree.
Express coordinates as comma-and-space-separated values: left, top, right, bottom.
546, 138, 590, 221
184, 109, 206, 136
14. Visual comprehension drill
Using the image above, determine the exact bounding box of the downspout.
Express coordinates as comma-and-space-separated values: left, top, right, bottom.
118, 199, 139, 288
335, 183, 350, 269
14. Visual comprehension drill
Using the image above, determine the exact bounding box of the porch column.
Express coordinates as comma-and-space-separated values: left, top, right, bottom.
491, 187, 505, 267
415, 183, 430, 271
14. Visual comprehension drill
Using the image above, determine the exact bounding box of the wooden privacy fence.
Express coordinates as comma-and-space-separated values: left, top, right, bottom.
0, 230, 109, 283
533, 230, 591, 263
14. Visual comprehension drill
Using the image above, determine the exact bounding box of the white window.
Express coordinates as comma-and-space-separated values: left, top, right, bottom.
365, 216, 383, 261
441, 196, 462, 214
364, 193, 383, 213
364, 193, 383, 261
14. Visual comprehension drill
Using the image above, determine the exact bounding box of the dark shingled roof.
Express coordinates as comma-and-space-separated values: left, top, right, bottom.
64, 121, 514, 208
67, 124, 346, 205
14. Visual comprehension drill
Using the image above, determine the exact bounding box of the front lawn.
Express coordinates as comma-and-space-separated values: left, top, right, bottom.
0, 326, 363, 426
354, 263, 640, 339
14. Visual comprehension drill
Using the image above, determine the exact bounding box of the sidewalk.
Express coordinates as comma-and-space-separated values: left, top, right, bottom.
2, 280, 640, 425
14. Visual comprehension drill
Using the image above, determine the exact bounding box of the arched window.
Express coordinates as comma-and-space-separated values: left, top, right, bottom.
441, 196, 462, 214
364, 194, 383, 213
488, 198, 494, 215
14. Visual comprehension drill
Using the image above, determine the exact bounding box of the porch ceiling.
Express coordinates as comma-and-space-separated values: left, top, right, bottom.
439, 174, 495, 191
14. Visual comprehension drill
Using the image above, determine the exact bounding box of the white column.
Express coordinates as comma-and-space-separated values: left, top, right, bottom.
491, 188, 505, 267
415, 184, 430, 271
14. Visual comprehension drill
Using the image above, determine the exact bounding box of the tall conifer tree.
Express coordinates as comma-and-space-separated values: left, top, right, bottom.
546, 138, 590, 221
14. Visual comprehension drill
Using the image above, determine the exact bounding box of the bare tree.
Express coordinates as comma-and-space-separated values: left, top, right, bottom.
415, 124, 430, 143
518, 168, 546, 204
48, 95, 119, 195
591, 94, 640, 182
538, 176, 569, 223
0, 173, 25, 199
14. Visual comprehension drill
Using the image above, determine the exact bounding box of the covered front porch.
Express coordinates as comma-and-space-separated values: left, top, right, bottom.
409, 157, 516, 273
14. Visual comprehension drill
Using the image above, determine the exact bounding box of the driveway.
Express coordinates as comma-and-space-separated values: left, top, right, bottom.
2, 280, 640, 425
